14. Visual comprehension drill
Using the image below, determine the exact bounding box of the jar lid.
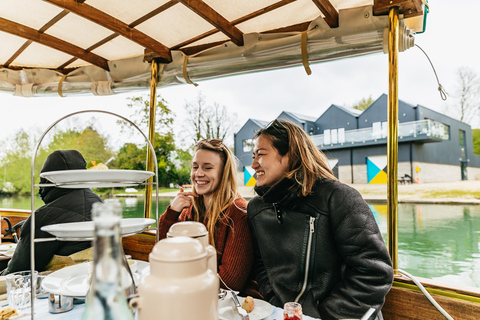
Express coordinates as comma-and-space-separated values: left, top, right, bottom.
167, 221, 208, 238
150, 237, 206, 262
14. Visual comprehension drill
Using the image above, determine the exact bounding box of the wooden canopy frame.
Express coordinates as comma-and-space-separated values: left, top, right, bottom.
1, 0, 423, 72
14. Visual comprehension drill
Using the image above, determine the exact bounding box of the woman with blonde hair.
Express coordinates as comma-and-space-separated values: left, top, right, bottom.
248, 119, 393, 320
158, 139, 253, 291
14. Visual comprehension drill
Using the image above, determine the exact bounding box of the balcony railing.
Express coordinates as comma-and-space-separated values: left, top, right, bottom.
311, 119, 449, 148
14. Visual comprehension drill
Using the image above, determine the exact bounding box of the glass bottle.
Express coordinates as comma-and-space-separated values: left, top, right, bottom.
82, 200, 133, 320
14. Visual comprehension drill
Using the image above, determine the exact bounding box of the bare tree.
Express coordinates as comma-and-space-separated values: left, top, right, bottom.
183, 92, 237, 146
185, 93, 206, 142
205, 102, 230, 141
451, 67, 480, 124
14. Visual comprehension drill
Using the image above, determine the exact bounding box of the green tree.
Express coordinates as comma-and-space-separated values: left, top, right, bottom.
352, 96, 374, 111
473, 129, 480, 155
118, 95, 174, 136
115, 94, 192, 187
1, 125, 114, 195
111, 143, 145, 171
152, 132, 176, 187
74, 126, 114, 164
174, 148, 193, 185
0, 130, 35, 194
112, 133, 189, 187
42, 126, 114, 164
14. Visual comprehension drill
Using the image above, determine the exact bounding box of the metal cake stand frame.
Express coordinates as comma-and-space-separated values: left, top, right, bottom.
28, 110, 160, 319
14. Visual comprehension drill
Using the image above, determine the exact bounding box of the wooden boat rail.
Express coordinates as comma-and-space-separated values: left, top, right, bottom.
385, 277, 480, 319
0, 210, 30, 242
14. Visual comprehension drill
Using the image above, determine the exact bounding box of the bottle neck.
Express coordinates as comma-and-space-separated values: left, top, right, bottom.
91, 217, 123, 289
82, 200, 133, 320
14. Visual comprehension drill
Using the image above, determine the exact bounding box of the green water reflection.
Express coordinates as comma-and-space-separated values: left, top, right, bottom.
0, 195, 171, 228
2, 196, 479, 289
369, 203, 480, 288
117, 197, 171, 227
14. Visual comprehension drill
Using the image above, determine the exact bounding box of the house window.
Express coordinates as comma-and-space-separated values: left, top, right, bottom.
381, 122, 388, 138
324, 128, 344, 144
442, 124, 450, 140
338, 128, 345, 143
372, 122, 382, 139
331, 129, 338, 144
459, 130, 466, 146
427, 118, 450, 140
243, 139, 253, 152
372, 122, 388, 139
324, 130, 331, 144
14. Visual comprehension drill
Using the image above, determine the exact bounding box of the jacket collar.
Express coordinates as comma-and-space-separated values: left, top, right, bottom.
254, 178, 298, 204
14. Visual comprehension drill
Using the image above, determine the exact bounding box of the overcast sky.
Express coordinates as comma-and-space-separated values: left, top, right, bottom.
1, 0, 478, 150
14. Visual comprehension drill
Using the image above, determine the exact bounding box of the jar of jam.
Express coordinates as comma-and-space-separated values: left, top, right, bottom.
283, 302, 302, 320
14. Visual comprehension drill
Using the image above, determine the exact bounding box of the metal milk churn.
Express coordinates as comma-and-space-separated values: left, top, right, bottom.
130, 236, 219, 320
167, 221, 217, 274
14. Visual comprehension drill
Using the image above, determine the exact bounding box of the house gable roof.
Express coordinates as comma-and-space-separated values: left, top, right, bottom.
280, 111, 317, 123
236, 118, 268, 135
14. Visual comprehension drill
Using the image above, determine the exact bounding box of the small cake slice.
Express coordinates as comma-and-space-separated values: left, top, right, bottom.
241, 296, 255, 313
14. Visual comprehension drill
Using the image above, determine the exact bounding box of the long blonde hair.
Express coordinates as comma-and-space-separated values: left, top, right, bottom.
254, 119, 337, 197
191, 139, 239, 248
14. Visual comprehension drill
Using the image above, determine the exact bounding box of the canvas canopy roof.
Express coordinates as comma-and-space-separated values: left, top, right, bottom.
0, 0, 426, 97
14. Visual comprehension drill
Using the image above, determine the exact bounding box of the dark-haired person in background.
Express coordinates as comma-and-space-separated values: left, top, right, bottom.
2, 150, 102, 275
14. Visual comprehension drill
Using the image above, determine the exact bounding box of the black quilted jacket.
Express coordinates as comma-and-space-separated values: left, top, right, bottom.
2, 150, 102, 275
247, 178, 393, 320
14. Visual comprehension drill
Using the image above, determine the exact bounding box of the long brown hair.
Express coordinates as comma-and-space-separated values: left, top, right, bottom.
191, 139, 241, 247
254, 119, 337, 197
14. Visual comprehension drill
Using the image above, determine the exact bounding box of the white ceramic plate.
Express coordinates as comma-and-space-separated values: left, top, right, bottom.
219, 296, 273, 320
0, 243, 16, 252
40, 169, 154, 188
0, 243, 16, 257
41, 260, 149, 297
41, 218, 155, 239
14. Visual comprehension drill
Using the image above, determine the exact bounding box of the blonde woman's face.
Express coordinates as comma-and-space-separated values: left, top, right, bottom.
252, 135, 289, 187
191, 149, 223, 196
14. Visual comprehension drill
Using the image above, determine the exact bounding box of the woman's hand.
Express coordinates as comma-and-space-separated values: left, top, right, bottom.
170, 187, 198, 212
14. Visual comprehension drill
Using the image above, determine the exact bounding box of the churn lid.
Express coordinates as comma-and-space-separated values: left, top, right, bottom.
150, 236, 206, 262
167, 221, 208, 238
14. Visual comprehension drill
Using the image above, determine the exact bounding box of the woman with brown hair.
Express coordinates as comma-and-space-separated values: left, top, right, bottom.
158, 139, 253, 292
248, 119, 393, 320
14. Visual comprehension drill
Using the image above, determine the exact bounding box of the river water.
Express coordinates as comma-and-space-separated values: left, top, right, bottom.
1, 196, 479, 289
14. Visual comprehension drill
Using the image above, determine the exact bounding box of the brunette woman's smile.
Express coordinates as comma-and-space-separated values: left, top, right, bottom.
252, 135, 289, 187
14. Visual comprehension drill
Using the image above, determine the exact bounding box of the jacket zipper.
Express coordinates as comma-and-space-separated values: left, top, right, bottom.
294, 216, 315, 303
273, 203, 283, 224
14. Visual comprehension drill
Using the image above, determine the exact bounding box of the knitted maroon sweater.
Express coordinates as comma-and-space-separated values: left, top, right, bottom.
158, 197, 254, 292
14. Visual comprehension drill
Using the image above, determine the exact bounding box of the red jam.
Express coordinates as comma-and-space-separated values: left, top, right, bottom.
283, 302, 302, 320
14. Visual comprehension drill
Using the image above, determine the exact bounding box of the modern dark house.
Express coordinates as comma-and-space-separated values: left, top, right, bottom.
234, 94, 480, 184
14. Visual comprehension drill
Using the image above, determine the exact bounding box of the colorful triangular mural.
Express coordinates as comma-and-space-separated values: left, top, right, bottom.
366, 156, 387, 184
244, 166, 256, 186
